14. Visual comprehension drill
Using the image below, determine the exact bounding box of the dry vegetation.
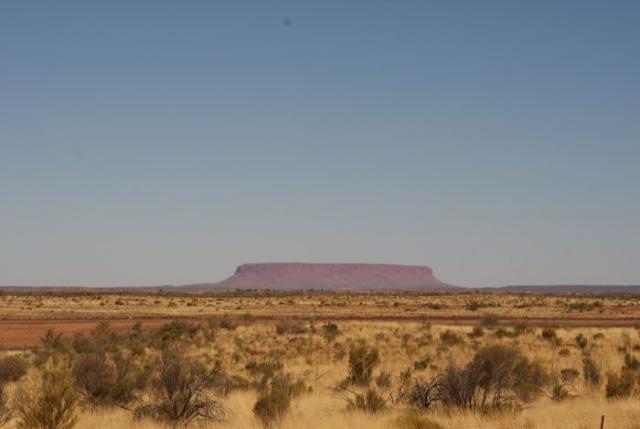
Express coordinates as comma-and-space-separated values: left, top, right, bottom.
1, 291, 640, 428
2, 291, 640, 322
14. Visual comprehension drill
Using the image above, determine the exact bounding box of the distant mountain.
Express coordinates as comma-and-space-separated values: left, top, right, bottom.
183, 262, 457, 291
499, 285, 640, 294
2, 267, 637, 294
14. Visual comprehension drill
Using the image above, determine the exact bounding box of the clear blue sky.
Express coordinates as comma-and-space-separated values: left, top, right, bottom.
1, 1, 638, 287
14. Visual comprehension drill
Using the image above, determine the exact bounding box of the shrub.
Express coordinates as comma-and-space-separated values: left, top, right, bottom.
322, 323, 340, 342
551, 382, 568, 402
347, 345, 379, 385
218, 318, 238, 331
413, 357, 431, 371
0, 355, 28, 426
152, 320, 199, 346
541, 327, 560, 346
90, 322, 120, 352
71, 333, 96, 354
375, 372, 391, 389
560, 368, 579, 383
134, 348, 225, 427
346, 388, 386, 414
275, 322, 307, 336
439, 330, 463, 346
623, 353, 640, 371
466, 301, 481, 311
575, 333, 588, 350
209, 361, 250, 396
246, 360, 284, 390
606, 370, 636, 398
33, 329, 72, 367
16, 360, 78, 429
468, 326, 484, 338
410, 378, 441, 409
582, 356, 602, 386
0, 355, 28, 384
481, 313, 499, 327
253, 375, 302, 427
513, 323, 531, 336
439, 345, 546, 412
389, 368, 414, 404
493, 328, 511, 339
0, 390, 9, 427
395, 412, 444, 429
74, 352, 147, 408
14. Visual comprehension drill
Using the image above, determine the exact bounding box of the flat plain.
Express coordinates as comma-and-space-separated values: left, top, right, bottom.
1, 291, 640, 429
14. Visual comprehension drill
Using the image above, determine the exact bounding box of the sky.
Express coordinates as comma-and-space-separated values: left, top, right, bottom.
1, 1, 639, 287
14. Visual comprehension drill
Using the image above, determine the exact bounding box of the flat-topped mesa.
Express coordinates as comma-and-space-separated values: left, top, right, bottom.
200, 262, 451, 291
235, 263, 434, 276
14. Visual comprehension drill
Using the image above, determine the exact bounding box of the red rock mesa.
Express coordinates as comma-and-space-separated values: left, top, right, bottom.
187, 263, 453, 291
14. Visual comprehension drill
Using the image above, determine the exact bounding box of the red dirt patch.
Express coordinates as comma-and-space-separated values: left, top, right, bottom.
1, 315, 638, 349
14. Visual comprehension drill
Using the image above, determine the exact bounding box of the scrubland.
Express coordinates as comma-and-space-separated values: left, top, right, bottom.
1, 292, 640, 428
2, 291, 640, 322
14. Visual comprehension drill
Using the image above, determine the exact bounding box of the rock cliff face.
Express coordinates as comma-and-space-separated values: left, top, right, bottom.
189, 263, 452, 290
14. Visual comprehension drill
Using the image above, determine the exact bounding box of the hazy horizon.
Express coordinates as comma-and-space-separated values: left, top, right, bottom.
1, 1, 638, 287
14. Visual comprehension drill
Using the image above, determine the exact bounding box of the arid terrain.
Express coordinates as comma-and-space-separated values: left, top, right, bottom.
1, 291, 640, 429
1, 290, 640, 348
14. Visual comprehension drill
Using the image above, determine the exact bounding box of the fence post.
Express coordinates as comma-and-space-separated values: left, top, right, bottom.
600, 415, 605, 429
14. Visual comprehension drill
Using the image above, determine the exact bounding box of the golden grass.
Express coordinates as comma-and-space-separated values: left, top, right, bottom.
2, 292, 640, 428
1, 291, 639, 322
66, 394, 640, 429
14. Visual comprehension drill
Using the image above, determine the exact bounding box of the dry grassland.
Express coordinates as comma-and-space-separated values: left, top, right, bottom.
1, 292, 640, 428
